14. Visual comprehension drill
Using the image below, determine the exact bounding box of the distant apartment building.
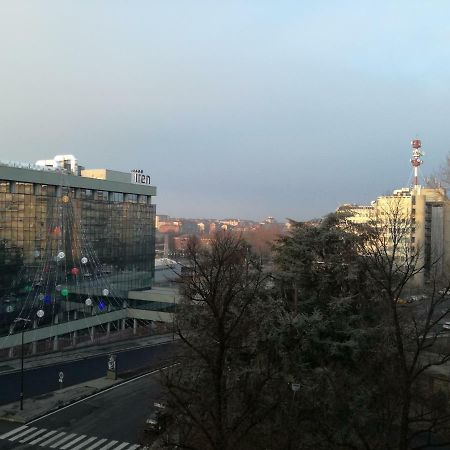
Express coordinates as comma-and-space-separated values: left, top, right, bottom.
337, 203, 374, 224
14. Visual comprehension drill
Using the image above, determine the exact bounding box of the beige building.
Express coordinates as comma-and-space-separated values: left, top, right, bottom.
339, 186, 450, 287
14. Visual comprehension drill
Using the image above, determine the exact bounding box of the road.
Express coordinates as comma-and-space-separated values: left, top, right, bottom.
0, 341, 175, 406
0, 368, 165, 449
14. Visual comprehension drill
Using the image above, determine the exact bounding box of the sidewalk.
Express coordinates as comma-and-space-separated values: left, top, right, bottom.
0, 332, 175, 374
0, 376, 123, 424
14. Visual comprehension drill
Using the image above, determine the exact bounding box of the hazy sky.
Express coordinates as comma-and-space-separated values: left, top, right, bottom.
1, 1, 450, 221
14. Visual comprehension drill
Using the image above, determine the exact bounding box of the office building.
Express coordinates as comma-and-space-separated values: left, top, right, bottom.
0, 156, 176, 356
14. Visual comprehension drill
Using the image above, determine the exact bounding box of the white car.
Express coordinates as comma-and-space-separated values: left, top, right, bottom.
442, 322, 450, 330
407, 294, 427, 303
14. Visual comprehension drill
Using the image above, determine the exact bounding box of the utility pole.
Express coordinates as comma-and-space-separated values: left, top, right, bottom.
14, 317, 31, 410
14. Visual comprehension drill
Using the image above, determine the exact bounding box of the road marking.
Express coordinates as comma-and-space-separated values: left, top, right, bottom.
84, 438, 108, 449
39, 431, 66, 446
50, 432, 77, 447
69, 435, 98, 450
0, 425, 141, 450
0, 425, 27, 439
9, 426, 37, 441
60, 434, 87, 449
28, 362, 178, 424
19, 428, 48, 443
113, 443, 132, 450
28, 430, 58, 445
97, 440, 118, 450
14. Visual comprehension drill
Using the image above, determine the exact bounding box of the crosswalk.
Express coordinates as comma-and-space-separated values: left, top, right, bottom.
0, 425, 142, 449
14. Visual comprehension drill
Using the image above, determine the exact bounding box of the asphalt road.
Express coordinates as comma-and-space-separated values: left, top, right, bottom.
0, 369, 165, 449
0, 342, 175, 406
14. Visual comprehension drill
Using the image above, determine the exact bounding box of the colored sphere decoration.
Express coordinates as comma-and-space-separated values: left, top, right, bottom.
98, 300, 105, 310
71, 267, 80, 276
81, 257, 88, 264
44, 295, 52, 304
61, 288, 69, 297
85, 297, 93, 306
57, 252, 65, 260
24, 285, 32, 293
56, 285, 62, 291
36, 309, 45, 318
102, 289, 109, 296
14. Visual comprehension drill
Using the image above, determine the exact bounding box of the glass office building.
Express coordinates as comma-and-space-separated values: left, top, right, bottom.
0, 158, 156, 337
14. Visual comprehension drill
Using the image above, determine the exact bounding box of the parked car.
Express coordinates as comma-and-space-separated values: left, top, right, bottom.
144, 411, 160, 432
144, 402, 168, 434
442, 322, 450, 330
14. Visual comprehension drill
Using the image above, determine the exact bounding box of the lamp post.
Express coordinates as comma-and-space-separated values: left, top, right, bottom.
172, 296, 176, 341
14, 317, 31, 410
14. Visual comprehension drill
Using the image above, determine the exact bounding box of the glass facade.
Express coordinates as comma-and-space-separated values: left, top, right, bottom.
0, 177, 155, 337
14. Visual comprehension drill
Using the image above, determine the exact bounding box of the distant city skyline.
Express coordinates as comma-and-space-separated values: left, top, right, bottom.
1, 1, 449, 221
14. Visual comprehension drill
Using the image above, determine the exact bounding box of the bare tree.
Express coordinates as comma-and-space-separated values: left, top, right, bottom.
161, 233, 278, 450
426, 151, 450, 188
359, 197, 450, 450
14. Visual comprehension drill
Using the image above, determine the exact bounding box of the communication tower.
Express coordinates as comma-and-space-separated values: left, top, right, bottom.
410, 139, 424, 187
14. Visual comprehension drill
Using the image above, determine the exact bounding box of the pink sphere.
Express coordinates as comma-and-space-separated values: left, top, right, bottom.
71, 267, 80, 276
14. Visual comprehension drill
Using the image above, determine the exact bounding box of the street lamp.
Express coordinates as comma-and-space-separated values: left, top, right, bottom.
172, 296, 176, 341
14, 317, 31, 410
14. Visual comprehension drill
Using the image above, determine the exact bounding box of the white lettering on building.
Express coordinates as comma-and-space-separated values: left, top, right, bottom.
131, 169, 151, 185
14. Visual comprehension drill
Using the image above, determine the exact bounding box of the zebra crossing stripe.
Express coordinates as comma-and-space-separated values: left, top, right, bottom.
0, 425, 141, 450
19, 428, 48, 443
98, 440, 118, 450
0, 425, 28, 439
28, 430, 59, 445
69, 435, 98, 450
60, 434, 87, 449
113, 443, 133, 450
10, 427, 37, 441
50, 432, 77, 448
85, 437, 108, 449
39, 431, 66, 446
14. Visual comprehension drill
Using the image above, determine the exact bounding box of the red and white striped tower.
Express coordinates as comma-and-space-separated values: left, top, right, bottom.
410, 139, 423, 187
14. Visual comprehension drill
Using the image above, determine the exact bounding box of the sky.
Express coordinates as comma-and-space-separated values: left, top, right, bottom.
1, 1, 450, 222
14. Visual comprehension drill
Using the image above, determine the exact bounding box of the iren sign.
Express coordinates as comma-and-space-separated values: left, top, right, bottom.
131, 169, 151, 185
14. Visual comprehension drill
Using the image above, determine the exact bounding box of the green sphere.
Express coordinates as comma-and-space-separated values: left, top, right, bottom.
61, 288, 69, 297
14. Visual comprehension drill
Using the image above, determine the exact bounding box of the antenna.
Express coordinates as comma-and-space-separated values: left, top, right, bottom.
410, 139, 424, 187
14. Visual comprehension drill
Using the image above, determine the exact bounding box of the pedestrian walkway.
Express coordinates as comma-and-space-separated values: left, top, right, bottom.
0, 425, 141, 449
